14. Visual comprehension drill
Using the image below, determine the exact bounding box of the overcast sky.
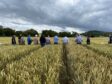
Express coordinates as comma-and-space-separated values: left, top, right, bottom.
0, 0, 112, 33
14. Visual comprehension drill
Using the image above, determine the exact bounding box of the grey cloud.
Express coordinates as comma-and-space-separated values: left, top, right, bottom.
0, 0, 112, 32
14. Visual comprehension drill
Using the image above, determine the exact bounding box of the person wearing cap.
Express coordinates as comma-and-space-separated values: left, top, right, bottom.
33, 34, 38, 45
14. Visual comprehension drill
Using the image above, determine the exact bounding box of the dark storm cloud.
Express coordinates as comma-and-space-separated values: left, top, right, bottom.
0, 0, 112, 32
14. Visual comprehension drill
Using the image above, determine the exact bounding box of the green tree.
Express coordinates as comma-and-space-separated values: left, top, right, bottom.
59, 32, 72, 37
23, 29, 39, 36
0, 26, 4, 36
16, 31, 23, 36
42, 30, 58, 37
3, 28, 16, 36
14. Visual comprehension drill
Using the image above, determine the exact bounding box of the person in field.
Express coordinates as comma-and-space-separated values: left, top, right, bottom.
18, 35, 22, 45
46, 35, 51, 45
21, 36, 25, 45
12, 35, 16, 45
75, 34, 83, 44
33, 34, 38, 45
54, 35, 59, 44
109, 35, 112, 44
86, 36, 90, 45
63, 36, 69, 44
40, 34, 46, 47
27, 35, 32, 45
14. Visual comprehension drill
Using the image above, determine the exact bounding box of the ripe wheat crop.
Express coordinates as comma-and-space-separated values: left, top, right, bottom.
0, 45, 62, 84
66, 42, 112, 84
0, 37, 111, 84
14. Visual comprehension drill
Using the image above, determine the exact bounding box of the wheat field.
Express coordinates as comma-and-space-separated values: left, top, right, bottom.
0, 37, 112, 84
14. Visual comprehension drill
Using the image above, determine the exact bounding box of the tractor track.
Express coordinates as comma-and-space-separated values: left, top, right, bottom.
59, 44, 74, 84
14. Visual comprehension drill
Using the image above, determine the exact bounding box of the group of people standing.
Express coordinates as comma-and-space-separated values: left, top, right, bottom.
75, 34, 90, 45
10, 34, 112, 47
12, 34, 91, 47
12, 34, 39, 45
18, 35, 25, 45
12, 34, 59, 47
39, 35, 69, 47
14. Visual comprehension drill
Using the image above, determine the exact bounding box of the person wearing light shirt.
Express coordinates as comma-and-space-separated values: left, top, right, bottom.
75, 34, 82, 44
46, 35, 51, 44
63, 36, 69, 44
33, 34, 38, 45
54, 35, 59, 44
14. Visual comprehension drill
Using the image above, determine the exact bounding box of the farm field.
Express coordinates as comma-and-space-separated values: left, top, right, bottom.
0, 37, 112, 84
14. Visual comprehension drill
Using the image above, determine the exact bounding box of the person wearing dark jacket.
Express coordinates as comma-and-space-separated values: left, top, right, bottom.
87, 36, 90, 45
40, 35, 46, 47
108, 35, 112, 44
12, 35, 16, 45
18, 35, 22, 45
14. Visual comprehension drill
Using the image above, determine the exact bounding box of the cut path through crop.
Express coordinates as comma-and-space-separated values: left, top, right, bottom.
59, 44, 74, 84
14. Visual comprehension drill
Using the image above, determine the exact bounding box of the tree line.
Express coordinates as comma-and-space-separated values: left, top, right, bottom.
0, 25, 112, 37
0, 26, 39, 37
82, 30, 112, 37
0, 26, 78, 37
